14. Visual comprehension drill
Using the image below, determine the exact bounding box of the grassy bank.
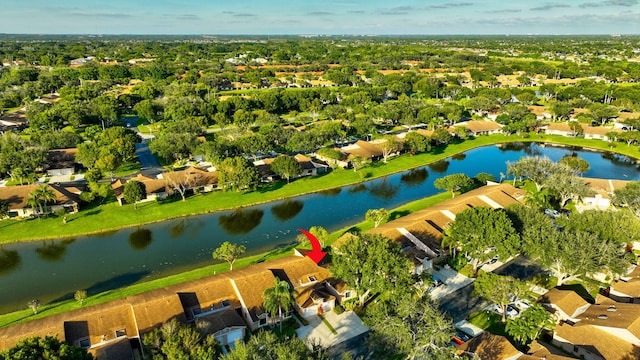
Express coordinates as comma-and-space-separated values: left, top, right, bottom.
1, 134, 638, 244
0, 190, 451, 328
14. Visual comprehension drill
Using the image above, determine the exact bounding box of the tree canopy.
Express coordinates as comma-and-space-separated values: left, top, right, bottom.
0, 336, 92, 360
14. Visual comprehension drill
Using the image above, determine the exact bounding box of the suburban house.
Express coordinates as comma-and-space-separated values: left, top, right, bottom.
0, 183, 81, 218
113, 167, 218, 205
453, 120, 503, 136
0, 255, 344, 358
336, 182, 527, 274
456, 332, 522, 360
0, 110, 28, 133
609, 266, 640, 304
46, 148, 79, 176
551, 294, 640, 359
579, 177, 629, 210
540, 288, 591, 323
527, 105, 552, 120
253, 154, 328, 182
340, 140, 386, 162
542, 122, 621, 141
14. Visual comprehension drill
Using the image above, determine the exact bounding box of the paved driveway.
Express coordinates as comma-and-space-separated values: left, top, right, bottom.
135, 143, 162, 175
296, 311, 369, 356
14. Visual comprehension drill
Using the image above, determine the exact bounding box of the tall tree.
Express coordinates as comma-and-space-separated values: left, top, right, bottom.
365, 208, 389, 228
506, 156, 564, 191
143, 318, 219, 360
433, 173, 472, 198
559, 155, 590, 175
473, 273, 529, 323
613, 181, 640, 216
262, 277, 296, 330
547, 172, 593, 207
212, 241, 246, 271
379, 136, 402, 163
0, 335, 93, 360
123, 180, 146, 210
332, 233, 414, 305
218, 156, 259, 191
270, 155, 303, 183
446, 207, 520, 275
225, 330, 328, 360
365, 290, 454, 359
506, 304, 555, 347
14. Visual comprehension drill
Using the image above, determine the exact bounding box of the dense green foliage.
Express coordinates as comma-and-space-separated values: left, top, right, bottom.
0, 335, 92, 360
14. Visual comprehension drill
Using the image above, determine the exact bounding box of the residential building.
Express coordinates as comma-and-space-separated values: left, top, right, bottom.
453, 120, 503, 136
0, 183, 80, 218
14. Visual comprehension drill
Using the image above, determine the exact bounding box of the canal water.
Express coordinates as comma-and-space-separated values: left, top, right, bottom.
0, 143, 638, 313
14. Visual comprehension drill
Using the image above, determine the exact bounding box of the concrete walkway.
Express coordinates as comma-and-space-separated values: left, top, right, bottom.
430, 266, 474, 301
295, 311, 369, 350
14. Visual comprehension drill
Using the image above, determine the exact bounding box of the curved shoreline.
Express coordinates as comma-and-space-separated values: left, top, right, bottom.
1, 134, 638, 244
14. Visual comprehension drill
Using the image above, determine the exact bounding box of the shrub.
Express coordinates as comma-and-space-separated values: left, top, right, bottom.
54, 208, 66, 217
342, 299, 358, 311
333, 305, 344, 315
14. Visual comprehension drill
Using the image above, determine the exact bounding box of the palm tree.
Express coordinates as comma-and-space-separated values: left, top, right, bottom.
26, 191, 42, 217
35, 185, 57, 216
262, 277, 296, 330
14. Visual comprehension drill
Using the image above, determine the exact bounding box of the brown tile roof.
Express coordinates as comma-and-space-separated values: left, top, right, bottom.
612, 266, 640, 298
89, 337, 135, 360
582, 124, 620, 136
519, 340, 575, 360
541, 289, 590, 318
554, 322, 640, 360
617, 112, 640, 121
128, 288, 186, 334
341, 140, 384, 159
528, 105, 551, 118
580, 177, 630, 199
0, 183, 80, 210
296, 283, 335, 308
455, 120, 503, 133
456, 332, 521, 359
575, 298, 640, 338
195, 308, 245, 335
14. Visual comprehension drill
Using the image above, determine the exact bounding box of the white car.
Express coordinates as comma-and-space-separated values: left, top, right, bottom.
510, 297, 532, 311
487, 304, 519, 319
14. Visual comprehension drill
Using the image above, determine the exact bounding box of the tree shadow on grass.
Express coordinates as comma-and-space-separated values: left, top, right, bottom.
49, 270, 152, 305
258, 181, 286, 193
388, 210, 410, 221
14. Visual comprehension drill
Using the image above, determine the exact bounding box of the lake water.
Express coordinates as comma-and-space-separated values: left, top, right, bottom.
0, 143, 638, 314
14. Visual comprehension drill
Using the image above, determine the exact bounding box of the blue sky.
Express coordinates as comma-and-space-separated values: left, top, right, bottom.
1, 0, 639, 35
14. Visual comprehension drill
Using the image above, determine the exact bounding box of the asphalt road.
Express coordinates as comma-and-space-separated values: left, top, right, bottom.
437, 282, 488, 323
135, 143, 162, 174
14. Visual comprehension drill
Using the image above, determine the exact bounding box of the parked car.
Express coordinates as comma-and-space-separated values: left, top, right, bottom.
510, 297, 532, 311
451, 330, 472, 345
487, 304, 519, 319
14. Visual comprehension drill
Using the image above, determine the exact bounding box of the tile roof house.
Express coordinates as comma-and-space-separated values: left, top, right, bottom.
543, 122, 621, 141
114, 167, 218, 205
553, 321, 640, 360
456, 332, 522, 360
579, 177, 630, 210
453, 120, 503, 136
253, 154, 328, 182
0, 183, 80, 218
540, 288, 591, 322
0, 255, 338, 356
336, 183, 526, 274
609, 266, 640, 304
46, 148, 79, 176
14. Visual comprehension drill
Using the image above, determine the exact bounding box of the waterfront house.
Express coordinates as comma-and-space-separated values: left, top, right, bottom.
0, 183, 80, 218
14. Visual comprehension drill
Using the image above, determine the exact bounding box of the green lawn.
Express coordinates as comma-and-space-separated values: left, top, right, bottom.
467, 310, 507, 337
2, 133, 638, 244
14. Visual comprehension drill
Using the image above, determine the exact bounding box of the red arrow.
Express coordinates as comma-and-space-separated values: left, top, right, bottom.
298, 228, 327, 264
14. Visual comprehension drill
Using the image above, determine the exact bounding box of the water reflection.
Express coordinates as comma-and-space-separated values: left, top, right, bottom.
129, 228, 153, 250
601, 151, 639, 167
348, 184, 368, 193
428, 160, 450, 173
271, 200, 304, 222
219, 209, 264, 234
35, 238, 76, 261
169, 218, 205, 238
497, 142, 542, 156
368, 178, 400, 201
451, 152, 467, 161
318, 187, 342, 196
0, 247, 21, 276
400, 168, 429, 187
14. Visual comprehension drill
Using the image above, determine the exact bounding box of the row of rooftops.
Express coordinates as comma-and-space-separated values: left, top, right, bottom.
0, 255, 341, 357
